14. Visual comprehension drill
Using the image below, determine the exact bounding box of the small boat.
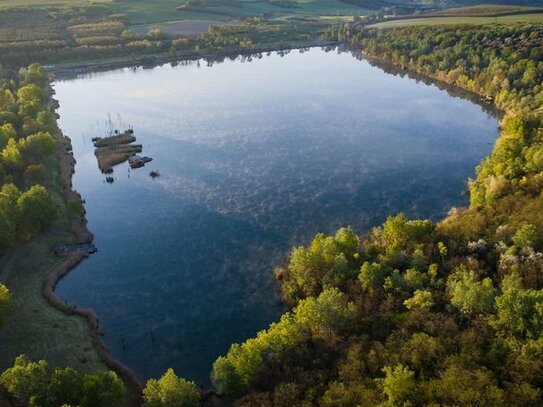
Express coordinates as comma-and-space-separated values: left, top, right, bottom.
105, 176, 114, 183
149, 170, 160, 178
129, 160, 145, 169
128, 155, 153, 169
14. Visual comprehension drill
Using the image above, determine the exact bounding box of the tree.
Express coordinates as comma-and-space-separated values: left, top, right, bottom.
447, 266, 496, 316
0, 355, 49, 406
0, 183, 21, 220
492, 273, 543, 339
24, 131, 56, 161
17, 84, 43, 118
282, 228, 361, 303
24, 163, 48, 186
0, 210, 15, 250
381, 364, 416, 406
0, 123, 16, 150
2, 138, 23, 171
294, 287, 357, 340
47, 368, 84, 407
0, 284, 9, 325
0, 356, 123, 407
143, 369, 199, 407
16, 185, 57, 240
512, 224, 541, 249
426, 364, 506, 406
22, 63, 49, 88
404, 290, 433, 310
80, 371, 124, 407
359, 261, 391, 291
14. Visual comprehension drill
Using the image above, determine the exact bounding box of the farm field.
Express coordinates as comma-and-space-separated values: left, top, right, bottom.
367, 4, 543, 28
369, 13, 543, 28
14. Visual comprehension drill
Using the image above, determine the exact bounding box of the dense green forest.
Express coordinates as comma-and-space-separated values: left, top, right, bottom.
208, 23, 543, 406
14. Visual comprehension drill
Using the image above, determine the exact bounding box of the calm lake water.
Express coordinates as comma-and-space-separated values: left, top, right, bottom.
54, 47, 497, 385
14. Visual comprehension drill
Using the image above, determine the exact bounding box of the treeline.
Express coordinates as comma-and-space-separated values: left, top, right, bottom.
325, 23, 543, 112
0, 356, 201, 407
0, 64, 60, 253
0, 355, 124, 407
208, 23, 543, 406
197, 18, 314, 51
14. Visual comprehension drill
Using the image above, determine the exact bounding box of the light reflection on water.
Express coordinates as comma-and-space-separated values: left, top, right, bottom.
54, 47, 497, 385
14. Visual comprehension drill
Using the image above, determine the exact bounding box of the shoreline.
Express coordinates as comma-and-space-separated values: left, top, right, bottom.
41, 41, 501, 406
51, 39, 336, 78
355, 46, 504, 117
45, 128, 144, 405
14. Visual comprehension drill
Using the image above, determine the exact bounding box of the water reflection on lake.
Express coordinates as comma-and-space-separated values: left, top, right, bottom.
54, 47, 497, 385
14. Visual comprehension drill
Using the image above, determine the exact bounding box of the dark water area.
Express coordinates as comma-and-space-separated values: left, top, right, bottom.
53, 47, 498, 385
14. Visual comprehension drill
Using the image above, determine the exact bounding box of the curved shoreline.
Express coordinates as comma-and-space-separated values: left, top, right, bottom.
47, 132, 144, 406
44, 45, 501, 406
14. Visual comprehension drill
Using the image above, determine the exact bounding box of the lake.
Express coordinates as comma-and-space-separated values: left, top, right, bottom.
54, 47, 497, 385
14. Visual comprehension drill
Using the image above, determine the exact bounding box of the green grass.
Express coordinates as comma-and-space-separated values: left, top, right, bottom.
0, 232, 106, 374
368, 13, 543, 28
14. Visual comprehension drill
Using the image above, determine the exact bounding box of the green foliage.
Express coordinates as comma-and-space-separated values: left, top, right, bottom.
512, 224, 542, 249
294, 287, 357, 340
425, 363, 506, 406
0, 284, 10, 325
211, 288, 357, 394
0, 209, 15, 250
493, 273, 543, 339
367, 214, 435, 268
447, 266, 496, 316
212, 312, 307, 394
403, 289, 433, 310
143, 368, 200, 407
0, 355, 49, 406
281, 227, 360, 303
16, 185, 57, 240
0, 355, 123, 407
380, 364, 416, 406
359, 261, 391, 290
